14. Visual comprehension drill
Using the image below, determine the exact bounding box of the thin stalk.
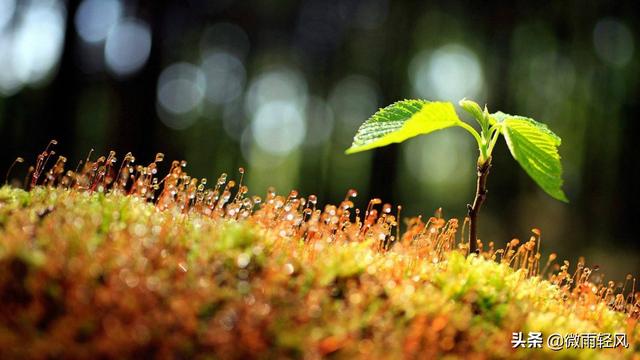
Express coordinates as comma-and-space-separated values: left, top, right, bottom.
5, 157, 24, 185
467, 156, 492, 254
487, 125, 502, 155
458, 122, 484, 155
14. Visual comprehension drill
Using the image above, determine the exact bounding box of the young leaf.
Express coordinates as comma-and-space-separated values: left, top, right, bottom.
345, 100, 462, 154
498, 112, 568, 202
459, 99, 484, 121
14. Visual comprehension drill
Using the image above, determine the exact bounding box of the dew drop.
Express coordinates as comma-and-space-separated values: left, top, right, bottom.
284, 263, 295, 275
237, 253, 251, 268
218, 173, 228, 185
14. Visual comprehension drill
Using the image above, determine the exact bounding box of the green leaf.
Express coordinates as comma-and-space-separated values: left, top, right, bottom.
499, 113, 568, 202
490, 111, 511, 124
345, 100, 463, 154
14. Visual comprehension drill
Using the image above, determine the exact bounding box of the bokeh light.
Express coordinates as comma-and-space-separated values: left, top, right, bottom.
74, 0, 122, 44
593, 18, 634, 67
0, 0, 66, 96
157, 62, 206, 129
245, 67, 308, 116
251, 100, 306, 155
409, 44, 484, 102
105, 18, 151, 77
240, 66, 309, 173
0, 34, 21, 96
201, 50, 245, 105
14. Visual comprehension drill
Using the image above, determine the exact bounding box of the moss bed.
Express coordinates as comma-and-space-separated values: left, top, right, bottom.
0, 184, 638, 359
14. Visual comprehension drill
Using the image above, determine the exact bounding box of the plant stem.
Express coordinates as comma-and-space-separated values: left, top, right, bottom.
467, 156, 492, 255
458, 122, 483, 151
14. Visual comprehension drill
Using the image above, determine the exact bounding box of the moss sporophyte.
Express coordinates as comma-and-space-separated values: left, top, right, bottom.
345, 99, 568, 254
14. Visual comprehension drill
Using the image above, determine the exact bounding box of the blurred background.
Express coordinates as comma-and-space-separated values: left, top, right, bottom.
0, 0, 638, 277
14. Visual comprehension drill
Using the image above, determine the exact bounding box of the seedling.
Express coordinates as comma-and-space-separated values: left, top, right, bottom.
345, 99, 568, 254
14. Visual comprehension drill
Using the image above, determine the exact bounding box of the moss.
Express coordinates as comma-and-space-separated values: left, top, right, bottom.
0, 186, 637, 359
